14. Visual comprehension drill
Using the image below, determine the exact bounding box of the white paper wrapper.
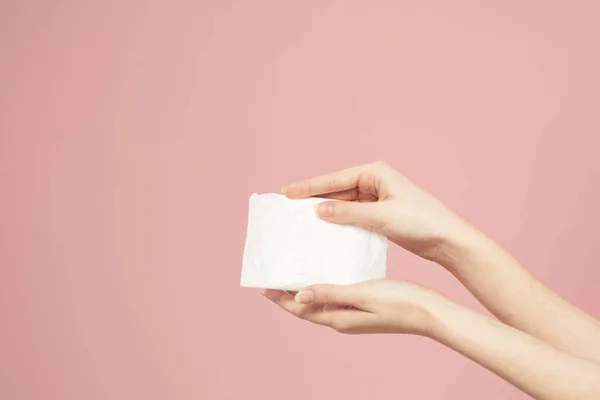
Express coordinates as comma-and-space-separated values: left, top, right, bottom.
240, 193, 387, 290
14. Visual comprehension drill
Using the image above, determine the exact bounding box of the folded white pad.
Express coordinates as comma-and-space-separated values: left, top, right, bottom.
240, 193, 388, 290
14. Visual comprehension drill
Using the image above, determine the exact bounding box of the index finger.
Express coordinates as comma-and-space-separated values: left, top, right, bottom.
282, 166, 364, 199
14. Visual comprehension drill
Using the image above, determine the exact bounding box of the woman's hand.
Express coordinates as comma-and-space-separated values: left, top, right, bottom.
262, 161, 600, 398
262, 281, 600, 400
281, 161, 600, 364
282, 161, 476, 264
262, 280, 442, 335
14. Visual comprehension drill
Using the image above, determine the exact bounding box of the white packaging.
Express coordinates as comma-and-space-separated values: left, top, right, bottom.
240, 193, 387, 290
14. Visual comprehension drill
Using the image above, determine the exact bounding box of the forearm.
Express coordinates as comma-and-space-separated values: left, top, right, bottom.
438, 227, 600, 363
425, 296, 600, 400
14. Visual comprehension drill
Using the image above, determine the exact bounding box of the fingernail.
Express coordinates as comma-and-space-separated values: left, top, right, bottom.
260, 289, 267, 296
280, 186, 287, 195
318, 202, 333, 217
295, 290, 314, 304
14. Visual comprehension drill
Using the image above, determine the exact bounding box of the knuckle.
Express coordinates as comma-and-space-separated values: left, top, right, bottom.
331, 321, 348, 333
313, 287, 339, 306
294, 306, 311, 320
370, 206, 387, 229
331, 319, 354, 334
324, 179, 337, 192
372, 160, 388, 169
323, 291, 338, 305
305, 180, 314, 195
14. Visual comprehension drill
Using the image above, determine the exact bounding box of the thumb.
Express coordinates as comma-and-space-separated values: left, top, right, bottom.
316, 200, 385, 227
294, 284, 365, 308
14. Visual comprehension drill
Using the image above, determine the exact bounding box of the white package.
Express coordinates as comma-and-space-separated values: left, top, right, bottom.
240, 193, 387, 290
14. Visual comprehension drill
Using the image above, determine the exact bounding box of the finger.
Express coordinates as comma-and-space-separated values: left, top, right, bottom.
316, 200, 386, 228
262, 289, 374, 331
282, 165, 365, 199
262, 289, 305, 315
261, 289, 297, 297
322, 304, 356, 312
262, 289, 337, 325
309, 309, 376, 333
318, 188, 379, 203
295, 284, 371, 310
318, 188, 359, 201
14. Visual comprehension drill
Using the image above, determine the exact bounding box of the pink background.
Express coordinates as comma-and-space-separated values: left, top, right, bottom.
1, 1, 599, 399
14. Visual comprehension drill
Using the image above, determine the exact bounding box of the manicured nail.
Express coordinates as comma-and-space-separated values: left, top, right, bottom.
295, 290, 314, 304
317, 202, 333, 217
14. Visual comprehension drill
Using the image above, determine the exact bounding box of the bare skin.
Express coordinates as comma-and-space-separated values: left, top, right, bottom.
262, 161, 600, 400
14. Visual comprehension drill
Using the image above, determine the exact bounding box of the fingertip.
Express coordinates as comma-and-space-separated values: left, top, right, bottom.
317, 202, 334, 218
294, 289, 314, 304
261, 289, 283, 302
282, 185, 304, 199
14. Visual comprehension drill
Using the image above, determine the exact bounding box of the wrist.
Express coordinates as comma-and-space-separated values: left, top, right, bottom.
434, 222, 497, 274
411, 288, 456, 338
419, 292, 464, 341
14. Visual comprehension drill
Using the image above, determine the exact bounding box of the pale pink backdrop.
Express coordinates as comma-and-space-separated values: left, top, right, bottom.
1, 1, 599, 399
